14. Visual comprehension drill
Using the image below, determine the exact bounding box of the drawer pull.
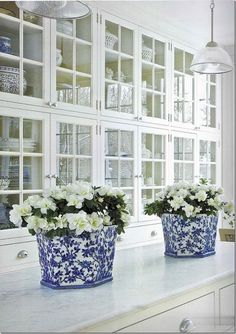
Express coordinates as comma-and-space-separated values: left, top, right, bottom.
179, 318, 194, 332
17, 250, 29, 259
151, 230, 157, 237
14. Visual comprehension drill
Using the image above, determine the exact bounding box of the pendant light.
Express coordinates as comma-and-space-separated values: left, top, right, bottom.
190, 0, 233, 74
16, 1, 91, 20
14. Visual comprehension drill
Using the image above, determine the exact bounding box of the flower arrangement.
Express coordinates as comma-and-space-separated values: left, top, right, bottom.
145, 178, 235, 225
9, 181, 130, 238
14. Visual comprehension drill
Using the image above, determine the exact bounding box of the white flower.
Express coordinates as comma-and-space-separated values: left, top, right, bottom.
177, 189, 188, 198
54, 215, 68, 229
103, 215, 112, 226
224, 201, 234, 214
48, 187, 67, 200
66, 211, 91, 235
88, 212, 103, 230
35, 198, 57, 214
66, 194, 83, 209
75, 181, 94, 200
183, 203, 194, 218
96, 185, 116, 197
9, 204, 32, 227
25, 216, 48, 232
169, 196, 184, 211
121, 212, 130, 227
25, 195, 42, 207
195, 190, 207, 202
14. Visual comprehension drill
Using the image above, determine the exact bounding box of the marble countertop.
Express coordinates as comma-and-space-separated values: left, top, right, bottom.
0, 242, 234, 332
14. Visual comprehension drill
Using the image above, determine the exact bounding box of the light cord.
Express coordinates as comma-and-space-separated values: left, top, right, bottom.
210, 0, 215, 42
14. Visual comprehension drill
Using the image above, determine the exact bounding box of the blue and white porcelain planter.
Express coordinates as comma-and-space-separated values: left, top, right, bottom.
161, 214, 218, 258
36, 225, 117, 289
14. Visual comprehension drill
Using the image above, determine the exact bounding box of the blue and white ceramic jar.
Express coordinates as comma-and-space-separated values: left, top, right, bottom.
161, 214, 218, 258
0, 66, 27, 94
0, 36, 12, 54
36, 225, 117, 289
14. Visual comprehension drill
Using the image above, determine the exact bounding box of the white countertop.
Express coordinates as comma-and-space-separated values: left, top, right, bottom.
0, 242, 234, 332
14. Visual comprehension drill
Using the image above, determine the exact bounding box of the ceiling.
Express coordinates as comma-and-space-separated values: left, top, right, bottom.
90, 0, 234, 48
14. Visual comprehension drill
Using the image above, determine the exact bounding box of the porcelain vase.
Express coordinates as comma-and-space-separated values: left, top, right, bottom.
36, 225, 117, 289
161, 214, 218, 258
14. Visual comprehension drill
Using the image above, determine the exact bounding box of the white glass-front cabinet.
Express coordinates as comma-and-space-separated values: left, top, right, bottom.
0, 4, 222, 269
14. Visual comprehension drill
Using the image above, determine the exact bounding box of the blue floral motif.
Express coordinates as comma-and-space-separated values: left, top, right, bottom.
36, 226, 117, 289
161, 214, 218, 258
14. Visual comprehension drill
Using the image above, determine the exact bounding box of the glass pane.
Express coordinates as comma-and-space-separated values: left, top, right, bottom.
76, 43, 91, 74
76, 158, 91, 182
154, 40, 165, 66
142, 133, 152, 159
154, 68, 165, 92
23, 63, 42, 98
142, 161, 153, 186
23, 119, 42, 153
154, 135, 165, 159
142, 63, 153, 89
184, 138, 193, 160
184, 163, 193, 182
0, 2, 19, 18
174, 74, 184, 99
105, 21, 118, 51
105, 51, 118, 80
121, 57, 133, 84
210, 107, 216, 127
210, 165, 216, 183
120, 160, 133, 187
120, 85, 133, 114
184, 102, 193, 123
105, 159, 118, 187
0, 116, 19, 152
174, 48, 184, 72
120, 131, 133, 157
105, 129, 118, 157
76, 16, 91, 42
122, 190, 133, 215
142, 91, 153, 117
57, 71, 73, 104
121, 26, 133, 56
142, 35, 153, 62
142, 189, 153, 211
23, 157, 42, 190
57, 36, 73, 70
154, 94, 165, 119
174, 162, 183, 183
0, 17, 19, 56
23, 26, 42, 62
174, 137, 183, 160
76, 76, 91, 107
0, 193, 19, 230
210, 74, 216, 83
0, 156, 19, 190
57, 20, 73, 36
198, 74, 207, 101
200, 102, 207, 126
57, 157, 73, 185
23, 12, 42, 25
174, 101, 184, 122
56, 123, 73, 155
184, 76, 194, 101
0, 62, 20, 95
185, 52, 193, 75
200, 164, 208, 180
105, 83, 118, 111
209, 84, 216, 105
200, 141, 208, 162
154, 161, 165, 186
76, 125, 91, 156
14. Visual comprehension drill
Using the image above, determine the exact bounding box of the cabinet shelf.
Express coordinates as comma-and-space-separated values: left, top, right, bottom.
105, 47, 134, 60
23, 21, 43, 31
142, 59, 165, 69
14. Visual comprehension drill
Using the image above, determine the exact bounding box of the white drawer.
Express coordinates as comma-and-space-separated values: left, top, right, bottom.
118, 293, 215, 332
219, 284, 235, 326
0, 241, 39, 273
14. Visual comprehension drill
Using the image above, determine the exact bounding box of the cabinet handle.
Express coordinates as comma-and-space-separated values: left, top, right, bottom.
179, 318, 194, 333
151, 230, 157, 237
17, 250, 29, 259
46, 174, 52, 179
47, 102, 57, 107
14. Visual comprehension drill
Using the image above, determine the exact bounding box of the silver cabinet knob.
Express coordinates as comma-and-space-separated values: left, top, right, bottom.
151, 230, 157, 237
179, 318, 194, 333
17, 250, 29, 259
47, 102, 57, 107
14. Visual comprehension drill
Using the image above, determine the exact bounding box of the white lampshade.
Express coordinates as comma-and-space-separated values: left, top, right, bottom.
190, 42, 233, 74
16, 1, 91, 20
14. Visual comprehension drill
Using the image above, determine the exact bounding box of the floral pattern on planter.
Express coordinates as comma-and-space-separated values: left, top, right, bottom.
161, 214, 218, 258
36, 225, 117, 289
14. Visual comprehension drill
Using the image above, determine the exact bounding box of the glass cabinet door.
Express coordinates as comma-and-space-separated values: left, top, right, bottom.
173, 135, 195, 182
0, 113, 46, 230
0, 1, 46, 100
141, 33, 167, 120
52, 118, 94, 185
103, 16, 136, 115
104, 126, 135, 216
55, 15, 93, 108
199, 139, 217, 184
198, 74, 217, 128
140, 130, 167, 218
173, 47, 195, 124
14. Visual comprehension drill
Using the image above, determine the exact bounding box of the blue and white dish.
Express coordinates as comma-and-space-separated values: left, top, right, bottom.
36, 225, 117, 289
161, 214, 218, 258
0, 36, 12, 54
0, 66, 27, 94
